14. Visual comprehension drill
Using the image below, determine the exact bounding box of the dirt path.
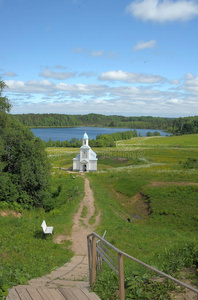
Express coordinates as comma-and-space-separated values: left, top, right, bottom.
71, 176, 100, 255
37, 174, 100, 286
7, 175, 101, 300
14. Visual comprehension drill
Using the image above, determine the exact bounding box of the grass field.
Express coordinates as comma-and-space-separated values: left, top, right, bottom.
1, 134, 198, 299
86, 134, 198, 299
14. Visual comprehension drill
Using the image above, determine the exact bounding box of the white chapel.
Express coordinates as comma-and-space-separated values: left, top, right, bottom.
73, 132, 98, 171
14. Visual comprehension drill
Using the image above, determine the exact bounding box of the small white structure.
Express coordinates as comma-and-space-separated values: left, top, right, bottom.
41, 220, 53, 234
73, 132, 97, 171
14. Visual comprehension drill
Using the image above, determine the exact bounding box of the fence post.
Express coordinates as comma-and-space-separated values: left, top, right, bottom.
91, 235, 97, 289
118, 252, 125, 300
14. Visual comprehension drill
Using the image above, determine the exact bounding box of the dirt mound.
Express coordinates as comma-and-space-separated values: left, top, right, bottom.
0, 210, 21, 218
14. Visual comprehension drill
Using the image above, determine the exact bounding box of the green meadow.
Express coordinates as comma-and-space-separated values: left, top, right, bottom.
87, 134, 198, 299
0, 171, 84, 298
1, 134, 198, 299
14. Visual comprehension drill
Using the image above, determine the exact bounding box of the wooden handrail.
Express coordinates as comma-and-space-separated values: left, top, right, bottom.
87, 232, 198, 300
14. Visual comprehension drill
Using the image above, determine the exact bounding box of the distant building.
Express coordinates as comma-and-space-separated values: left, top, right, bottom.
73, 132, 97, 171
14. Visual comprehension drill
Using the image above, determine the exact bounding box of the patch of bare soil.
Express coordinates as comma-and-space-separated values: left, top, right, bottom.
54, 176, 100, 255
71, 177, 100, 255
111, 188, 149, 221
169, 268, 198, 300
0, 210, 21, 218
149, 181, 198, 187
53, 234, 69, 244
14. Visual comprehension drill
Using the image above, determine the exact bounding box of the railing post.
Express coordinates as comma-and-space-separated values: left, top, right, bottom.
91, 235, 97, 289
118, 252, 125, 300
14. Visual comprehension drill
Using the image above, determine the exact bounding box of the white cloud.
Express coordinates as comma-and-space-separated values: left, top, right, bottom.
3, 71, 18, 77
40, 68, 76, 80
133, 40, 156, 51
5, 80, 109, 97
91, 50, 104, 57
182, 73, 198, 94
6, 73, 198, 117
99, 70, 165, 83
10, 94, 198, 117
126, 0, 198, 22
71, 47, 118, 59
71, 47, 83, 53
170, 79, 180, 85
79, 71, 97, 77
5, 80, 55, 93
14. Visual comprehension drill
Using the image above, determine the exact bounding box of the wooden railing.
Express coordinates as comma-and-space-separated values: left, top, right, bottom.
87, 232, 198, 300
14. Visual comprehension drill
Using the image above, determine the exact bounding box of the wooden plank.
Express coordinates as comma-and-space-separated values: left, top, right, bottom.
47, 288, 66, 300
58, 288, 78, 300
81, 288, 101, 300
91, 235, 96, 288
6, 288, 21, 300
36, 287, 56, 300
14, 287, 32, 300
69, 288, 89, 300
118, 253, 125, 300
25, 287, 43, 300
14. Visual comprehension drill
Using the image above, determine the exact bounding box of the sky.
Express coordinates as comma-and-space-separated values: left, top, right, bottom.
1, 0, 198, 117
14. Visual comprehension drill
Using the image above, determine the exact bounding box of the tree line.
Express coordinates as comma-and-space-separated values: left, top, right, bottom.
44, 130, 141, 148
12, 113, 174, 130
44, 129, 162, 148
12, 113, 198, 135
173, 116, 198, 135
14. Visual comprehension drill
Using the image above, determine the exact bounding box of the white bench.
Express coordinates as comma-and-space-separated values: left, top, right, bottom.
41, 220, 53, 234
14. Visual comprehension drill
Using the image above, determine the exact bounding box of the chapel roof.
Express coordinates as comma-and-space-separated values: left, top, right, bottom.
83, 132, 88, 139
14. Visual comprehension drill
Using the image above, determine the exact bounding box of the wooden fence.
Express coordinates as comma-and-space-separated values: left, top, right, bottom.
87, 232, 198, 300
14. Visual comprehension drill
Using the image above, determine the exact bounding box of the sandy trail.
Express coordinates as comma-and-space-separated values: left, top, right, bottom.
71, 176, 100, 255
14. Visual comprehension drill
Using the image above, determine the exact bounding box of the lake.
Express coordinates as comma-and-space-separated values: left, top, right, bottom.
31, 127, 169, 142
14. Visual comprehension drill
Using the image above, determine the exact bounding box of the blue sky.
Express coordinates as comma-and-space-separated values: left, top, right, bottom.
1, 0, 198, 117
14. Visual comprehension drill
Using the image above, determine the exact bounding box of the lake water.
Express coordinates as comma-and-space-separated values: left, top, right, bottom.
31, 127, 169, 142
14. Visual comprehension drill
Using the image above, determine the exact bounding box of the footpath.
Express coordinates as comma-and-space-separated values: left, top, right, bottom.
7, 176, 101, 300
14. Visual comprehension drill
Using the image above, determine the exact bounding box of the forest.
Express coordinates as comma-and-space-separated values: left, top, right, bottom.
12, 113, 173, 130
12, 113, 198, 135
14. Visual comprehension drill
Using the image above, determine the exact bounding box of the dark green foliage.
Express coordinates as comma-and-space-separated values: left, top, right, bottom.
157, 242, 198, 274
0, 118, 51, 208
12, 113, 174, 130
146, 131, 153, 137
181, 158, 198, 169
94, 265, 119, 299
94, 265, 176, 299
44, 137, 82, 148
173, 116, 198, 135
0, 80, 11, 113
0, 80, 51, 209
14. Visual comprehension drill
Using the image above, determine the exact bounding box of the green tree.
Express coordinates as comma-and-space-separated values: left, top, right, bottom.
0, 80, 51, 208
1, 120, 51, 207
0, 80, 11, 113
146, 132, 153, 137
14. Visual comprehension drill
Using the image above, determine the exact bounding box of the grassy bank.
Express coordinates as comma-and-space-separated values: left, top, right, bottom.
0, 170, 84, 298
86, 134, 198, 299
